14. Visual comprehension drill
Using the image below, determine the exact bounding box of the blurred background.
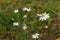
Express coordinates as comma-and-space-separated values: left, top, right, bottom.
0, 0, 60, 40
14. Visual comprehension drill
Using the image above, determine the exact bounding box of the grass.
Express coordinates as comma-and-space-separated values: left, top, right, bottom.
0, 0, 60, 40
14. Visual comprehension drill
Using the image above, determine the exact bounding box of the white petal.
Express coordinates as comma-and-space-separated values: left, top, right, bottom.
45, 14, 50, 19
13, 22, 19, 26
39, 17, 42, 21
46, 13, 49, 16
41, 17, 44, 21
32, 33, 39, 39
36, 33, 40, 36
44, 12, 47, 14
27, 8, 31, 12
14, 9, 19, 13
32, 35, 36, 39
45, 15, 50, 19
39, 18, 41, 21
23, 7, 27, 11
23, 7, 31, 12
47, 16, 50, 19
43, 17, 46, 21
37, 14, 41, 16
23, 15, 27, 18
36, 36, 39, 38
23, 26, 27, 30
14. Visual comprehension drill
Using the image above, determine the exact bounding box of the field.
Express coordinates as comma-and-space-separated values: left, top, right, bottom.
0, 0, 60, 40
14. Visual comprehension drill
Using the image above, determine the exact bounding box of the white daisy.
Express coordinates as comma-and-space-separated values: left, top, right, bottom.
14, 9, 19, 13
23, 7, 31, 12
22, 24, 27, 30
37, 12, 50, 21
32, 33, 40, 39
13, 22, 19, 26
23, 15, 27, 18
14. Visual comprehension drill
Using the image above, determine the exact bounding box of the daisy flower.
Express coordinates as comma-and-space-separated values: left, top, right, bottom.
23, 7, 31, 12
32, 33, 40, 39
13, 22, 19, 26
14, 9, 19, 13
37, 12, 50, 21
22, 24, 27, 30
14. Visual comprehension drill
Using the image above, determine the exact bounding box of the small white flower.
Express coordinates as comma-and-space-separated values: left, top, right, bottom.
32, 33, 40, 39
23, 23, 27, 30
27, 8, 31, 12
23, 7, 31, 12
14, 9, 19, 13
23, 15, 27, 18
37, 12, 50, 21
22, 24, 27, 30
13, 22, 19, 26
45, 26, 48, 28
23, 25, 27, 30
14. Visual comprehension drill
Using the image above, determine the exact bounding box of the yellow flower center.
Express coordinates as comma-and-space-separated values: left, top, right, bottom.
41, 13, 45, 17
